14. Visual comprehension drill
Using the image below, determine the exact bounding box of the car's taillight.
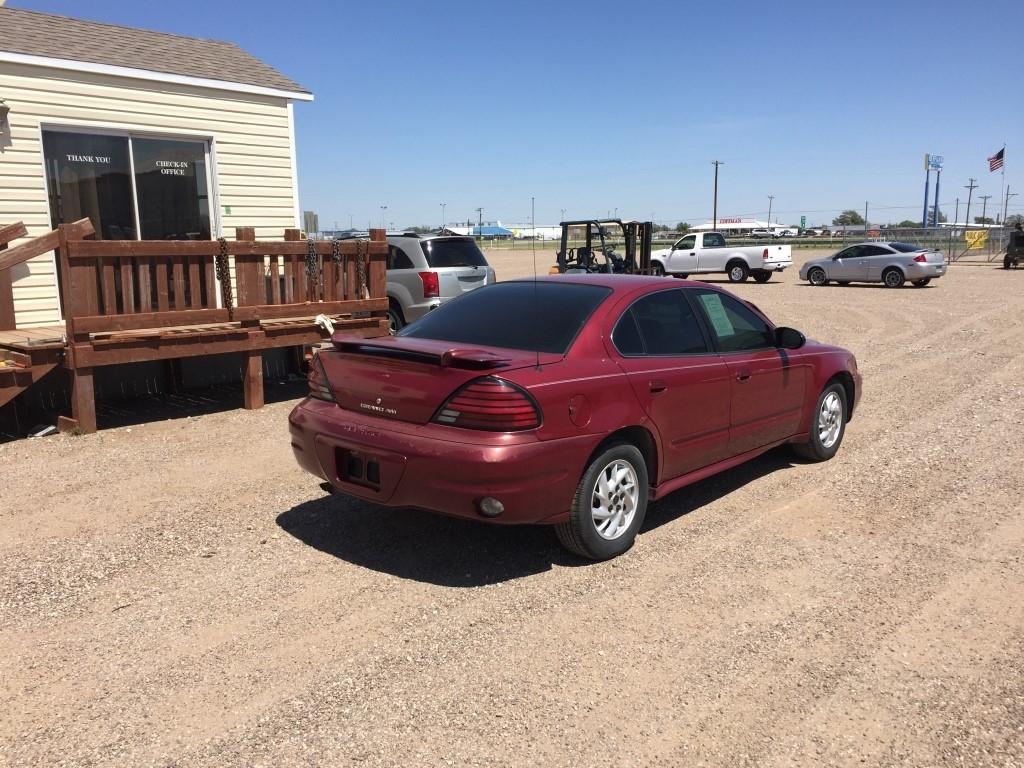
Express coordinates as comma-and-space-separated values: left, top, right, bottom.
308, 353, 335, 402
913, 253, 927, 262
419, 271, 440, 299
433, 376, 540, 431
763, 248, 769, 258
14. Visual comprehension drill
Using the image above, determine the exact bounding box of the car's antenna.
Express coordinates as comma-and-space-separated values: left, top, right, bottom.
532, 195, 541, 371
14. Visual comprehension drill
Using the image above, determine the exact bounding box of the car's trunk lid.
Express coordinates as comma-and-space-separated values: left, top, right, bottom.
319, 334, 557, 425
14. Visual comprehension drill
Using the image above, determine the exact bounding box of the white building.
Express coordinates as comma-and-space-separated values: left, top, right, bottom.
691, 218, 779, 234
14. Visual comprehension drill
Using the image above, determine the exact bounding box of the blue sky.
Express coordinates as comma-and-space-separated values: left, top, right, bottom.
11, 0, 1024, 228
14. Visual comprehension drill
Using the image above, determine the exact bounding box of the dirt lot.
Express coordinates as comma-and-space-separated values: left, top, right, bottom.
1, 251, 1022, 767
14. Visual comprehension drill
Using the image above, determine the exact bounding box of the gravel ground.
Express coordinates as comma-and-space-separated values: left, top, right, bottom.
1, 252, 1022, 767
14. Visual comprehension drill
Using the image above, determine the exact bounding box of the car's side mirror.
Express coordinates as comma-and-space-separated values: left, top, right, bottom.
775, 326, 805, 350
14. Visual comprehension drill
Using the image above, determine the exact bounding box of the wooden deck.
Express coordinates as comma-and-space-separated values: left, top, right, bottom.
0, 223, 390, 432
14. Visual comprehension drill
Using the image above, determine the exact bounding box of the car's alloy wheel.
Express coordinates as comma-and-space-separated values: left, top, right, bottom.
727, 262, 749, 282
883, 268, 905, 288
808, 267, 828, 286
792, 383, 847, 462
555, 442, 648, 560
387, 306, 404, 335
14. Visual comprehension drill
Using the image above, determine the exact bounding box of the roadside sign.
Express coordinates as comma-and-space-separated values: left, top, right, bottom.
929, 154, 944, 170
800, 216, 806, 228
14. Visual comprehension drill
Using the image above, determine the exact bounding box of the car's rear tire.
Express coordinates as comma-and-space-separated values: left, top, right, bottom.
836, 280, 850, 286
911, 278, 931, 287
792, 383, 847, 462
882, 268, 905, 288
674, 273, 690, 279
387, 304, 405, 334
752, 270, 772, 283
650, 262, 666, 276
727, 261, 749, 283
1004, 255, 1012, 269
808, 267, 829, 286
555, 442, 649, 561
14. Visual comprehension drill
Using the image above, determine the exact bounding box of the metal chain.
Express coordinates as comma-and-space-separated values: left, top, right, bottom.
356, 240, 368, 299
215, 237, 234, 319
305, 238, 320, 298
330, 238, 343, 293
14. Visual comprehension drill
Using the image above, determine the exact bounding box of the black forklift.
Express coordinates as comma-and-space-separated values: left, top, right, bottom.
1004, 223, 1024, 269
552, 219, 653, 275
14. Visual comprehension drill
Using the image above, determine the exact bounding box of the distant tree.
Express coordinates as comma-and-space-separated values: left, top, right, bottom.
832, 210, 865, 226
974, 216, 994, 225
406, 225, 433, 233
675, 222, 690, 233
897, 219, 921, 228
1006, 214, 1024, 227
652, 223, 671, 232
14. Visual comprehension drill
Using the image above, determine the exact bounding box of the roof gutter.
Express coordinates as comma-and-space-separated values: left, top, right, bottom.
0, 50, 314, 102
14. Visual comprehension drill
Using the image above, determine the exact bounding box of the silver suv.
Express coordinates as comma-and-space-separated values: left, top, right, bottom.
384, 233, 496, 332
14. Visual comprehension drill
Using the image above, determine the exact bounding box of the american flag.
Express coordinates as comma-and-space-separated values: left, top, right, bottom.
988, 148, 1004, 172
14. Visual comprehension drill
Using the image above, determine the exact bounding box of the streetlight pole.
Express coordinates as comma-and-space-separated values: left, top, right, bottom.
440, 202, 446, 231
711, 160, 723, 230
379, 205, 387, 230
767, 195, 774, 234
475, 207, 483, 248
560, 208, 566, 223
864, 201, 869, 233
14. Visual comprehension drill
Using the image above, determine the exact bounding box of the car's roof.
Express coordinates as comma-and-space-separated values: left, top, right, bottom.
387, 232, 473, 242
507, 274, 711, 291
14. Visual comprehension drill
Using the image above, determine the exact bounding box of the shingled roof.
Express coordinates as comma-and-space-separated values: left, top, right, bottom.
0, 6, 310, 96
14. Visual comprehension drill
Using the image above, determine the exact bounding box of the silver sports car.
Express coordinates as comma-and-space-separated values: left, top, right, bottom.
799, 242, 947, 288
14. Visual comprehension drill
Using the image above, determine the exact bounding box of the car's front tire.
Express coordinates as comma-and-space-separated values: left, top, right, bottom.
792, 382, 847, 462
650, 262, 666, 276
808, 267, 829, 286
882, 268, 905, 288
555, 442, 649, 560
387, 303, 405, 334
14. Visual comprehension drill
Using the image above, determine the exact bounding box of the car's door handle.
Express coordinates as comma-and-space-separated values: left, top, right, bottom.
735, 371, 752, 382
648, 379, 667, 394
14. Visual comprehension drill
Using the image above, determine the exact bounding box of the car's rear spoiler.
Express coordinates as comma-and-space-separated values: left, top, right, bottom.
330, 335, 512, 370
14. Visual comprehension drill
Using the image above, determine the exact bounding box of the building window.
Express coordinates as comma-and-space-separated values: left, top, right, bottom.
42, 131, 137, 240
42, 129, 212, 241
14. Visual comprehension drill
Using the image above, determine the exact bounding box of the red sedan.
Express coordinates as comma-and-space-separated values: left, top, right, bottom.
289, 275, 861, 560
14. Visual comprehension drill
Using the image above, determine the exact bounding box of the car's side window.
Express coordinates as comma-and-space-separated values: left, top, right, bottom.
611, 311, 644, 355
690, 289, 774, 353
387, 245, 415, 270
861, 245, 890, 257
703, 233, 725, 248
614, 290, 708, 356
836, 246, 861, 259
675, 235, 696, 251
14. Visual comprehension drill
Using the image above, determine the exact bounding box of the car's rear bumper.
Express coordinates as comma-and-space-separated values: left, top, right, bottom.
288, 397, 593, 524
763, 260, 792, 272
905, 262, 946, 279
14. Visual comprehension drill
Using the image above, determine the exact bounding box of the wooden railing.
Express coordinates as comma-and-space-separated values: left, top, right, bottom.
58, 226, 388, 340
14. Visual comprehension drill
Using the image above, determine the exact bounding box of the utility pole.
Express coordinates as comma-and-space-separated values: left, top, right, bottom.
475, 207, 483, 248
954, 198, 960, 233
440, 202, 446, 231
963, 179, 978, 231
1003, 187, 1016, 225
767, 195, 774, 233
379, 205, 387, 229
711, 160, 724, 230
560, 208, 566, 222
978, 195, 992, 225
864, 201, 869, 232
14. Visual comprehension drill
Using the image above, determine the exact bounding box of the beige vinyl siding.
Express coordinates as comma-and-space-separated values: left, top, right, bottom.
0, 61, 300, 328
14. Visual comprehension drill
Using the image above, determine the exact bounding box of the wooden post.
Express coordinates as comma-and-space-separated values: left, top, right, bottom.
243, 350, 264, 410
68, 365, 97, 434
0, 221, 29, 331
234, 226, 258, 307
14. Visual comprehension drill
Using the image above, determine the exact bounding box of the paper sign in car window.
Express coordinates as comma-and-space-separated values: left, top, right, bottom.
698, 293, 735, 337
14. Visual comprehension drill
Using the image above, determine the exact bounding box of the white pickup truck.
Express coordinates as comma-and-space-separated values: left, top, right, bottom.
651, 231, 793, 283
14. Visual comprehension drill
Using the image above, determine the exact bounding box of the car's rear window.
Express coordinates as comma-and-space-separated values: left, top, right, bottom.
398, 281, 611, 354
888, 242, 923, 253
422, 239, 489, 268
